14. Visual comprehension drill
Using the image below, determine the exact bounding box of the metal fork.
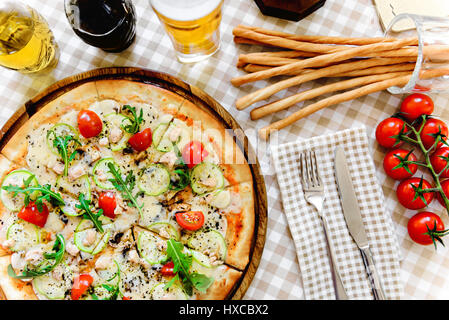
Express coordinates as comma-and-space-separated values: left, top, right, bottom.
300, 150, 348, 300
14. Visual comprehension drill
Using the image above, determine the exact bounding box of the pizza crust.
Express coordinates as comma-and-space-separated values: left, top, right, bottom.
1, 82, 99, 166
196, 265, 242, 300
0, 255, 37, 300
224, 182, 255, 270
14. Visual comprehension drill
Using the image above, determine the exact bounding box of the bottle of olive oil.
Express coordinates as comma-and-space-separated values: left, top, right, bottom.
0, 2, 59, 73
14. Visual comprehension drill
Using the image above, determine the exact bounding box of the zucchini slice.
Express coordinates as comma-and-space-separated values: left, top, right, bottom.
46, 123, 79, 155
207, 189, 231, 209
137, 231, 167, 265
74, 220, 111, 254
148, 221, 180, 241
187, 230, 227, 260
1, 169, 39, 211
33, 263, 73, 300
138, 164, 170, 196
152, 123, 169, 149
190, 162, 224, 195
6, 220, 40, 252
56, 174, 91, 201
150, 283, 187, 300
92, 157, 118, 190
104, 113, 133, 151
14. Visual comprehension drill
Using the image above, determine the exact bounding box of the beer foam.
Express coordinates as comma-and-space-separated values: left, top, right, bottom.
151, 0, 221, 21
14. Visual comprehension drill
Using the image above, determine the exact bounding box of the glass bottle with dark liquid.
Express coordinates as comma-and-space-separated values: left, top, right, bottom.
64, 0, 136, 52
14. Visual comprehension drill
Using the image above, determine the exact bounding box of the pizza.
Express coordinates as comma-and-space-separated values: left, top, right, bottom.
0, 80, 255, 300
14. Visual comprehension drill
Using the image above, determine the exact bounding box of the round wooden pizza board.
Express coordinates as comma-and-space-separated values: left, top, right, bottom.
0, 67, 268, 300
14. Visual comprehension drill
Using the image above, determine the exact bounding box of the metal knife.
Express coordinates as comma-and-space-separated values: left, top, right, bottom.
334, 147, 387, 300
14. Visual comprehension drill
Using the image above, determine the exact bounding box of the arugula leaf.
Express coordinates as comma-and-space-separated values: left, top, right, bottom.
8, 234, 65, 279
121, 105, 143, 134
100, 261, 122, 300
76, 193, 104, 233
165, 239, 213, 296
2, 177, 65, 212
169, 144, 190, 191
107, 162, 143, 216
47, 131, 81, 176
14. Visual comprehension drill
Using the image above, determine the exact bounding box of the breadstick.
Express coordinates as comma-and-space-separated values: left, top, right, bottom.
238, 55, 302, 67
241, 50, 319, 58
242, 61, 415, 77
231, 38, 418, 87
259, 68, 449, 140
237, 25, 406, 46
250, 71, 412, 120
233, 37, 273, 46
233, 26, 347, 54
235, 57, 415, 110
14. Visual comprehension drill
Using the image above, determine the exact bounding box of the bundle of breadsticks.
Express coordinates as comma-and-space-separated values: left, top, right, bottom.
231, 25, 449, 140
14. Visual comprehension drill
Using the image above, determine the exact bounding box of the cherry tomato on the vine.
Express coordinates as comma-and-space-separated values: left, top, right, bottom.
400, 93, 434, 121
437, 179, 449, 207
98, 191, 117, 219
181, 141, 209, 169
430, 147, 449, 179
77, 110, 103, 138
383, 149, 418, 180
407, 211, 445, 246
396, 177, 434, 210
420, 118, 448, 150
128, 128, 153, 152
18, 201, 49, 228
375, 117, 407, 148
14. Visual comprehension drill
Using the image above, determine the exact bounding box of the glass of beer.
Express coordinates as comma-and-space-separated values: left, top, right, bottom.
150, 0, 224, 63
0, 1, 59, 73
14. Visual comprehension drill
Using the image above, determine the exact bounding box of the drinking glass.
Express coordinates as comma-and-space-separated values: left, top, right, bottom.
150, 0, 224, 63
0, 1, 59, 73
64, 0, 136, 53
385, 13, 449, 94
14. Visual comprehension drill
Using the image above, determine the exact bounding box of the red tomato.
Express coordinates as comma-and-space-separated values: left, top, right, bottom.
400, 93, 434, 122
396, 177, 434, 210
407, 211, 445, 245
122, 296, 131, 300
430, 147, 449, 179
71, 274, 94, 300
160, 261, 175, 276
181, 141, 209, 169
413, 84, 430, 92
128, 128, 152, 152
18, 201, 49, 228
77, 110, 103, 138
175, 211, 204, 231
420, 118, 448, 150
375, 117, 407, 148
437, 179, 449, 207
383, 149, 418, 180
98, 191, 117, 219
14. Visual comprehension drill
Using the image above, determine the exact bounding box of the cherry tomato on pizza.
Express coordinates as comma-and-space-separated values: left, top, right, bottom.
175, 211, 204, 231
98, 191, 117, 219
400, 93, 434, 122
77, 110, 103, 138
18, 201, 49, 228
420, 118, 448, 150
396, 177, 434, 210
407, 211, 447, 246
430, 147, 449, 179
383, 148, 418, 180
182, 141, 209, 169
160, 261, 175, 276
71, 274, 94, 300
375, 117, 408, 148
128, 128, 153, 152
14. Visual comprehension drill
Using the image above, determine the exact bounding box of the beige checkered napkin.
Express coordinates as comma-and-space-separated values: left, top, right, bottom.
271, 126, 403, 300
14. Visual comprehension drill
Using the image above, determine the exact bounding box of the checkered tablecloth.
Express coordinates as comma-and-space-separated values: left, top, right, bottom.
1, 0, 449, 300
